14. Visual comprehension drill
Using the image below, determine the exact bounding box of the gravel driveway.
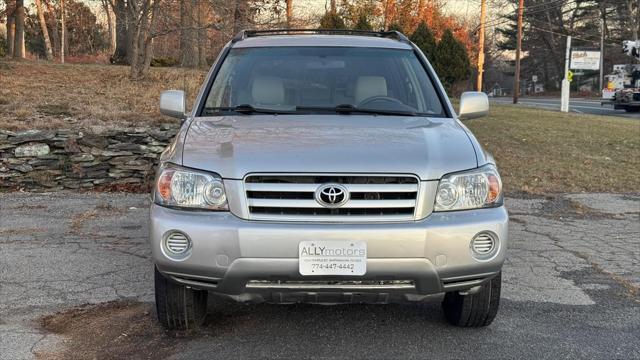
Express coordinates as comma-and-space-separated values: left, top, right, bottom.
1, 192, 638, 359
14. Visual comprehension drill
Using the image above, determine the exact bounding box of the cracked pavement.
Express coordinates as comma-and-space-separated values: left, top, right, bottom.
0, 192, 638, 359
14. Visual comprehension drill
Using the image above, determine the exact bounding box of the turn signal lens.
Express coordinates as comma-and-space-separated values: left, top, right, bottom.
157, 170, 174, 200
487, 174, 501, 203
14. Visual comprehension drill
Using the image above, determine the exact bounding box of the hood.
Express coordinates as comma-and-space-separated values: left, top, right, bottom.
181, 115, 477, 180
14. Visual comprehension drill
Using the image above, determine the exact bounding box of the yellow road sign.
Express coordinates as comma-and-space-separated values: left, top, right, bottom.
567, 70, 574, 82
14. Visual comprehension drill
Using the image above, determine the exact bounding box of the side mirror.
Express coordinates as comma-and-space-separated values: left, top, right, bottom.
160, 90, 187, 119
458, 91, 489, 120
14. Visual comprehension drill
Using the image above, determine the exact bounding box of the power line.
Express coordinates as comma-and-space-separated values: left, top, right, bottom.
528, 24, 621, 49
480, 0, 577, 30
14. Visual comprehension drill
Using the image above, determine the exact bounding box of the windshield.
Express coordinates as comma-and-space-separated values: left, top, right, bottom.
203, 46, 446, 117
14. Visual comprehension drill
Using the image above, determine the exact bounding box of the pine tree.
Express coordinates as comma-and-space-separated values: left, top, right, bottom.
434, 29, 471, 90
410, 21, 436, 63
319, 11, 346, 30
387, 22, 403, 33
353, 13, 372, 31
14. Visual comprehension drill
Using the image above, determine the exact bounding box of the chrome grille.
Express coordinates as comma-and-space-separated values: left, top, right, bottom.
244, 174, 419, 222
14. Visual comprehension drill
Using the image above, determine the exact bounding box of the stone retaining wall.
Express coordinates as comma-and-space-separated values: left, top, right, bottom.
0, 125, 179, 191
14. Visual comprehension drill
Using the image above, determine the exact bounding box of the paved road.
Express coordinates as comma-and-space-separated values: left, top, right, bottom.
491, 97, 640, 119
1, 193, 639, 359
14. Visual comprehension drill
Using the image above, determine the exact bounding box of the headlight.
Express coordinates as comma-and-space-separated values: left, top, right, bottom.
154, 164, 228, 211
434, 164, 502, 211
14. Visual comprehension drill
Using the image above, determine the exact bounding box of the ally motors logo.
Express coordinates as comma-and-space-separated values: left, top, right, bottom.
300, 243, 366, 257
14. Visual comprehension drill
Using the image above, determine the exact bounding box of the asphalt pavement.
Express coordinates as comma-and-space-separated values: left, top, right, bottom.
490, 97, 640, 119
0, 192, 639, 359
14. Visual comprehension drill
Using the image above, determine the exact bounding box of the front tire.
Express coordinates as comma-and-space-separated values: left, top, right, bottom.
154, 266, 208, 330
441, 272, 501, 327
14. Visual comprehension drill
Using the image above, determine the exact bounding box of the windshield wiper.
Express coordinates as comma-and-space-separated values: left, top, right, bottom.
204, 104, 294, 115
296, 104, 417, 116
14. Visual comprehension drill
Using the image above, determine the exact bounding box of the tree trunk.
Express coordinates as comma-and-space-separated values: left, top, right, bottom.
130, 0, 159, 79
35, 0, 54, 60
44, 0, 59, 57
628, 0, 639, 41
112, 0, 129, 64
233, 0, 249, 34
6, 0, 15, 57
180, 0, 198, 67
383, 0, 394, 30
286, 0, 293, 27
60, 0, 65, 63
197, 3, 207, 67
102, 0, 117, 54
13, 0, 25, 59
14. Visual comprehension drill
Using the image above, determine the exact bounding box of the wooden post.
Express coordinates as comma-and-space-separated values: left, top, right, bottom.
476, 0, 487, 92
513, 0, 524, 103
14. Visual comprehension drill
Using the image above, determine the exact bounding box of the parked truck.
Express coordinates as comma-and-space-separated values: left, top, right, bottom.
602, 40, 640, 113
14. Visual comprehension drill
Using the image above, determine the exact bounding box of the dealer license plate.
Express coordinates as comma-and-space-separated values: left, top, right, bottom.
298, 241, 367, 276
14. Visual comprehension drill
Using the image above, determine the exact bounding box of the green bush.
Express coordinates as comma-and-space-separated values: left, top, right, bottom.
434, 29, 471, 91
410, 21, 437, 63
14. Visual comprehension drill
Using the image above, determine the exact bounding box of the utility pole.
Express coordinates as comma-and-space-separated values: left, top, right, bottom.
476, 0, 487, 92
513, 0, 524, 103
286, 0, 293, 28
599, 5, 605, 94
561, 36, 571, 112
60, 0, 65, 64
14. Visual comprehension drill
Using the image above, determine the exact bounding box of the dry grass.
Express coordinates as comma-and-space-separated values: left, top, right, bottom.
0, 60, 206, 130
466, 105, 640, 194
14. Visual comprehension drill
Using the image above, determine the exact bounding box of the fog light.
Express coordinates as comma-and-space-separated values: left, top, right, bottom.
470, 231, 498, 260
162, 231, 192, 260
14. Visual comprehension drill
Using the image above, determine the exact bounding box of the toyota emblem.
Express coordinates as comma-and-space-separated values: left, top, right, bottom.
315, 184, 349, 208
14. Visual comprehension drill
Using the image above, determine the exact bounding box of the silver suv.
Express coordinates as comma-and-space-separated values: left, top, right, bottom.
152, 30, 507, 330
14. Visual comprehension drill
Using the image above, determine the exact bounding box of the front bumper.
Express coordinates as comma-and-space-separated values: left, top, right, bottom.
150, 205, 508, 301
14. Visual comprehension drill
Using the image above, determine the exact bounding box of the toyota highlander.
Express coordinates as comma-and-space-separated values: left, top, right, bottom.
151, 29, 508, 330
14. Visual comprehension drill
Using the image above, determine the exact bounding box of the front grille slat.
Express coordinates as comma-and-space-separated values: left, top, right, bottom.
248, 199, 416, 209
245, 183, 419, 193
244, 174, 419, 222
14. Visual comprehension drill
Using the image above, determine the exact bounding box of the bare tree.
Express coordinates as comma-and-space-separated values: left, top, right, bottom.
101, 0, 117, 54
233, 0, 249, 34
60, 0, 65, 63
129, 0, 160, 79
4, 0, 15, 56
35, 0, 54, 60
43, 0, 60, 57
111, 0, 129, 64
626, 0, 639, 40
13, 0, 25, 58
197, 2, 207, 67
180, 0, 198, 67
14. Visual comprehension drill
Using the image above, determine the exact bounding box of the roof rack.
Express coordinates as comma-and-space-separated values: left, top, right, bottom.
232, 29, 410, 43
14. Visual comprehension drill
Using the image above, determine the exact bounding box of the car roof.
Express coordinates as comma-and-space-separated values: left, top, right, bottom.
231, 35, 413, 50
